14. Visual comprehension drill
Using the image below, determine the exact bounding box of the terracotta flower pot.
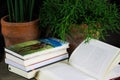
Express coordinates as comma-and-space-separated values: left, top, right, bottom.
66, 24, 100, 54
1, 15, 40, 47
66, 24, 87, 54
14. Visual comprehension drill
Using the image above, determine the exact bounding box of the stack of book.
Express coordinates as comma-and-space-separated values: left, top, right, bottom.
5, 38, 69, 79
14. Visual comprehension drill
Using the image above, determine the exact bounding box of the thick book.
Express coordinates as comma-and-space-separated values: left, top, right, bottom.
5, 53, 68, 71
5, 49, 67, 66
36, 39, 120, 80
8, 60, 68, 79
5, 38, 69, 60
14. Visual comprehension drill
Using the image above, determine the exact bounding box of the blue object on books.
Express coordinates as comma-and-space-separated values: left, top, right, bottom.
40, 38, 63, 47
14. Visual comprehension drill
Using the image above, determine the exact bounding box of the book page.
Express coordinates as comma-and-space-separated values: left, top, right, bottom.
105, 64, 120, 80
69, 39, 120, 80
37, 62, 96, 80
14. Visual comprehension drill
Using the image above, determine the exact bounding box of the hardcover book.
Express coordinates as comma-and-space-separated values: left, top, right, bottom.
5, 38, 69, 60
36, 39, 120, 80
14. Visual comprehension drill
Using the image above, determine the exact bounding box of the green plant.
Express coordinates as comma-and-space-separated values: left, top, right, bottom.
7, 0, 35, 22
39, 0, 120, 41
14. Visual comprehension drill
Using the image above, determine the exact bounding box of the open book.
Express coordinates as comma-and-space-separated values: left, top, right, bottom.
36, 39, 120, 80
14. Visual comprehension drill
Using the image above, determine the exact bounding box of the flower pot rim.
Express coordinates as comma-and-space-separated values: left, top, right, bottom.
1, 15, 39, 25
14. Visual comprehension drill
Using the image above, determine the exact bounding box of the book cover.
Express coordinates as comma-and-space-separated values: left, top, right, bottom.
5, 38, 69, 59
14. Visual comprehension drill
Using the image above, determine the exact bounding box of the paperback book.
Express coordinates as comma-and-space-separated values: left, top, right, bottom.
5, 38, 69, 60
5, 53, 68, 71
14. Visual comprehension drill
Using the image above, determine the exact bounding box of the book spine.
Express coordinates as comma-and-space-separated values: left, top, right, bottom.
6, 49, 67, 66
5, 53, 68, 71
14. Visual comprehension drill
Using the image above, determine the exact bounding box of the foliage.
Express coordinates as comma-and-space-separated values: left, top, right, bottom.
39, 0, 120, 40
7, 0, 35, 22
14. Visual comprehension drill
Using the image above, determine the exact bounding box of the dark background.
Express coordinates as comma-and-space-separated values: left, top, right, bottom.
0, 0, 120, 61
0, 0, 7, 61
101, 0, 120, 48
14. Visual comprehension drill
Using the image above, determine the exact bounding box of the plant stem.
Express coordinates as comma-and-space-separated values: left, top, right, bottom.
19, 0, 24, 22
7, 0, 13, 22
29, 0, 35, 21
15, 0, 19, 22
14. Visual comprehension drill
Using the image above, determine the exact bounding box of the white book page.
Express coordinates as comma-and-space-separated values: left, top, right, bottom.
69, 39, 120, 79
38, 63, 96, 80
105, 64, 120, 80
